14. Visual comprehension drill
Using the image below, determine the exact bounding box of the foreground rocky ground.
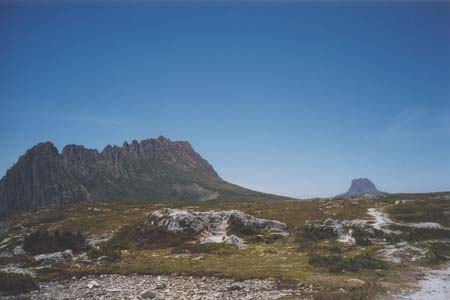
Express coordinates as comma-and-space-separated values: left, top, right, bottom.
1, 192, 449, 300
0, 274, 297, 300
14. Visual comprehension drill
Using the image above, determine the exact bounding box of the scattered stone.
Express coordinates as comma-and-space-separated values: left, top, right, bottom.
347, 278, 366, 286
139, 290, 156, 299
87, 280, 100, 289
0, 274, 298, 300
62, 249, 74, 261
13, 245, 26, 255
228, 285, 241, 291
97, 256, 109, 262
34, 251, 67, 266
223, 235, 244, 249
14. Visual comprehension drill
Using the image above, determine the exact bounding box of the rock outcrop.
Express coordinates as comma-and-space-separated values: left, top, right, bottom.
0, 137, 287, 216
338, 178, 386, 197
143, 208, 289, 248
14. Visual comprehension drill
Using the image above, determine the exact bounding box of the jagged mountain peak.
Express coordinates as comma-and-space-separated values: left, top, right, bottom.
0, 136, 286, 216
28, 141, 59, 155
0, 137, 220, 216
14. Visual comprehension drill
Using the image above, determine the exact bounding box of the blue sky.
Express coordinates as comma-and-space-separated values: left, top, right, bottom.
1, 1, 449, 198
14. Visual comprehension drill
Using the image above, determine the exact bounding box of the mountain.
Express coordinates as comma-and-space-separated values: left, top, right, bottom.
0, 136, 288, 216
338, 178, 386, 197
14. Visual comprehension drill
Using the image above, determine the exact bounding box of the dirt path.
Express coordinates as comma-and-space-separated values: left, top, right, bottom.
394, 265, 450, 300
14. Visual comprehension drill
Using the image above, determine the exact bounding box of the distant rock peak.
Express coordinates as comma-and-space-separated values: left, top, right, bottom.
338, 178, 386, 197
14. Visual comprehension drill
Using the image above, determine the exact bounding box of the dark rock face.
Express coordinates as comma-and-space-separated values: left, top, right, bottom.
0, 136, 231, 216
339, 178, 386, 197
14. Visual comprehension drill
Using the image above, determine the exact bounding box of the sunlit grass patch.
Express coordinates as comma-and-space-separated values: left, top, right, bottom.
108, 242, 311, 281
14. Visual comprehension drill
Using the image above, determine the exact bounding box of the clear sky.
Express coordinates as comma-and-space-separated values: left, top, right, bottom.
1, 1, 449, 198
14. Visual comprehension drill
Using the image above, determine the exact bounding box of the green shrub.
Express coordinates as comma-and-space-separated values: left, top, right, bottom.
387, 199, 450, 227
326, 245, 345, 254
0, 255, 36, 267
171, 242, 237, 255
301, 224, 338, 242
0, 272, 38, 295
314, 285, 376, 300
389, 225, 450, 241
351, 227, 371, 246
274, 277, 298, 289
425, 241, 450, 264
23, 230, 86, 255
309, 253, 387, 273
87, 246, 121, 262
107, 224, 195, 250
246, 233, 284, 244
309, 253, 342, 270
227, 215, 260, 236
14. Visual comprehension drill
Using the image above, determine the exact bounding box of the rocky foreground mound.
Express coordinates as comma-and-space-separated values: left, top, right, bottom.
107, 208, 289, 250
142, 209, 289, 248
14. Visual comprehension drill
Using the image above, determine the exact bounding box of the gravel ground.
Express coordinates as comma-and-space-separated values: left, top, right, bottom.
1, 274, 298, 300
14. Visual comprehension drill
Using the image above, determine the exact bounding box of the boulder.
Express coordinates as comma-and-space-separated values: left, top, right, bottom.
139, 290, 156, 299
223, 235, 244, 249
87, 280, 100, 289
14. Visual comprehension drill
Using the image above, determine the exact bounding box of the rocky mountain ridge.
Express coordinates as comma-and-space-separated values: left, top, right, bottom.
0, 136, 283, 216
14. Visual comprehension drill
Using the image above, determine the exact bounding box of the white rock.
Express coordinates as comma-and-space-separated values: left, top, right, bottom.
87, 280, 100, 289
144, 208, 288, 248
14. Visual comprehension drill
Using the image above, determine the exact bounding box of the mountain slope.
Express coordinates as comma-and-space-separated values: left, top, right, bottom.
338, 178, 386, 197
0, 136, 288, 216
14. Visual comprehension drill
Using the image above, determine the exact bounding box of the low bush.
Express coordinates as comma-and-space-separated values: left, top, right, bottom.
107, 224, 195, 250
425, 241, 450, 264
274, 277, 298, 289
326, 244, 346, 254
351, 227, 372, 246
0, 272, 39, 295
314, 284, 378, 300
309, 252, 387, 273
389, 225, 450, 242
301, 224, 338, 242
0, 255, 36, 267
246, 233, 285, 244
309, 253, 341, 270
171, 242, 237, 255
87, 246, 121, 262
227, 215, 260, 236
387, 198, 450, 227
23, 230, 86, 255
